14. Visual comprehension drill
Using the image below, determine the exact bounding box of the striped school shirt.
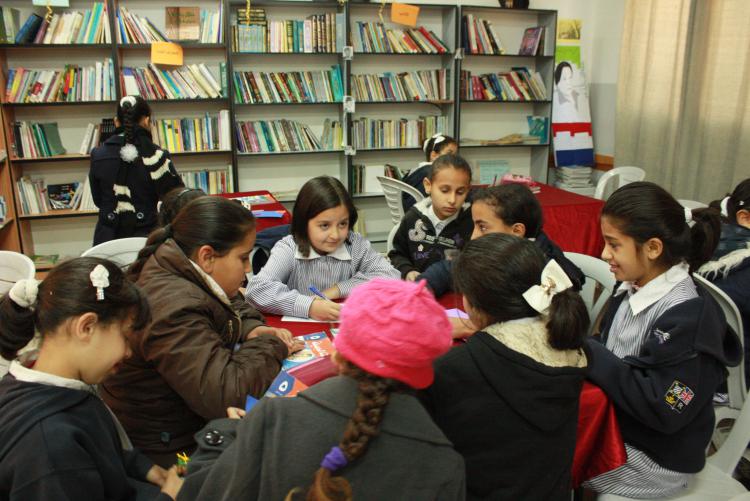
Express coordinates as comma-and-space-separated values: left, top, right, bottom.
246, 232, 400, 317
585, 262, 697, 498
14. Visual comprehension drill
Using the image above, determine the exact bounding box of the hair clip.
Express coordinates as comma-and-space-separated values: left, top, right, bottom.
9, 279, 40, 310
119, 96, 137, 107
320, 446, 348, 472
90, 264, 110, 301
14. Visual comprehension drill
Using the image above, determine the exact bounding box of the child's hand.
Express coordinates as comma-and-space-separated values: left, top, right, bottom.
405, 271, 420, 282
450, 317, 477, 339
227, 406, 246, 419
322, 285, 341, 300
248, 326, 304, 352
309, 298, 341, 321
146, 464, 168, 486
161, 467, 184, 500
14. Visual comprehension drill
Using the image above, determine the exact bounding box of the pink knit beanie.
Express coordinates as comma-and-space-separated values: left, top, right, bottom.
334, 278, 452, 389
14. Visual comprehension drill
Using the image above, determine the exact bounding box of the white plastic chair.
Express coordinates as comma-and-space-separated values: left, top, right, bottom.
564, 252, 616, 335
81, 237, 147, 270
377, 176, 424, 226
594, 166, 646, 200
679, 199, 709, 210
0, 251, 35, 296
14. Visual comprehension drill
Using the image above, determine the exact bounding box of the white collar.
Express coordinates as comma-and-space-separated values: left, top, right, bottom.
614, 262, 691, 315
190, 260, 231, 305
9, 359, 96, 394
415, 197, 463, 231
295, 242, 352, 261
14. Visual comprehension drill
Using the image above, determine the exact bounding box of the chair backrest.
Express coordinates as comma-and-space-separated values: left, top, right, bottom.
678, 199, 708, 210
386, 224, 400, 253
0, 251, 36, 295
81, 237, 148, 270
693, 274, 746, 412
563, 252, 616, 335
377, 176, 424, 226
594, 166, 646, 200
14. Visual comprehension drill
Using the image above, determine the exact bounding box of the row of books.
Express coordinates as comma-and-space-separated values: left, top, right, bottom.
165, 6, 224, 44
235, 119, 334, 154
6, 3, 110, 45
79, 122, 103, 155
11, 121, 65, 159
233, 66, 344, 104
179, 167, 234, 195
351, 70, 450, 102
151, 111, 231, 153
460, 67, 547, 101
351, 22, 449, 54
351, 115, 447, 150
16, 176, 96, 215
350, 164, 388, 194
0, 8, 20, 44
5, 59, 116, 103
461, 14, 505, 55
232, 10, 341, 53
121, 63, 224, 100
116, 6, 167, 44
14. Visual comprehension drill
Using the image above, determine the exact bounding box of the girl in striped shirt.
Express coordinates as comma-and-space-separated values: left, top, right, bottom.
246, 176, 399, 321
584, 182, 741, 498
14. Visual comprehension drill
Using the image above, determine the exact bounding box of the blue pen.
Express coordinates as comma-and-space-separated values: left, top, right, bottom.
309, 286, 332, 302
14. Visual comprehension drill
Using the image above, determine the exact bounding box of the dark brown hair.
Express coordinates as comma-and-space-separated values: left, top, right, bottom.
158, 187, 206, 227
117, 95, 151, 147
423, 134, 457, 161
429, 154, 472, 183
472, 184, 543, 238
710, 178, 750, 225
453, 233, 588, 350
286, 361, 405, 501
292, 177, 358, 258
129, 196, 256, 280
0, 257, 150, 360
603, 182, 722, 272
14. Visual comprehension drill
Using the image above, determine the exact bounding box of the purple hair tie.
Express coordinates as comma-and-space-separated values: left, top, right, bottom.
320, 446, 348, 472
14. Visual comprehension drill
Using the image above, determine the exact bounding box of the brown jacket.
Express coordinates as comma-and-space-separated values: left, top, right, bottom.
101, 239, 288, 466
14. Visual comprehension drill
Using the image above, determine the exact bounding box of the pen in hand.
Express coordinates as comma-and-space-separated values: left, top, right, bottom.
309, 286, 334, 302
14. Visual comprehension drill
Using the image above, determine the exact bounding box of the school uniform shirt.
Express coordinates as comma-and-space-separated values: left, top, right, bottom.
584, 263, 741, 498
698, 223, 750, 382
177, 376, 466, 501
0, 361, 169, 501
420, 317, 588, 501
101, 239, 288, 468
388, 197, 473, 278
401, 161, 432, 212
246, 232, 400, 317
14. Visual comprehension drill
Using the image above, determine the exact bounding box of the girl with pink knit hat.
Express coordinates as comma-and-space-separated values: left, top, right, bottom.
179, 278, 466, 501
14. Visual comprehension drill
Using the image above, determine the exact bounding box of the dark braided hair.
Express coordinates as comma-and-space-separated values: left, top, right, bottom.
286, 362, 406, 501
117, 95, 151, 147
710, 178, 750, 225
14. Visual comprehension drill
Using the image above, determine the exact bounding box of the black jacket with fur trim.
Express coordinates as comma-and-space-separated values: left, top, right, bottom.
586, 284, 741, 473
89, 127, 182, 245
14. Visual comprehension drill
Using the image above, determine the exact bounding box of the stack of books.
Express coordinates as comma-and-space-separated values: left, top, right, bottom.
554, 166, 594, 193
121, 63, 223, 100
351, 69, 450, 102
17, 176, 97, 215
352, 22, 448, 54
518, 26, 545, 56
165, 6, 223, 43
16, 177, 49, 214
236, 119, 335, 153
11, 122, 65, 158
116, 6, 167, 44
232, 9, 342, 53
351, 115, 447, 150
151, 111, 231, 152
233, 66, 344, 104
350, 164, 386, 194
5, 59, 116, 103
320, 118, 343, 150
460, 67, 546, 101
461, 15, 505, 55
10, 3, 110, 45
179, 166, 234, 194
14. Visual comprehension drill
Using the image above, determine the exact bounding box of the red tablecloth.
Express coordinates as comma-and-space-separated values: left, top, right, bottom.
536, 184, 605, 258
219, 190, 291, 233
265, 292, 626, 486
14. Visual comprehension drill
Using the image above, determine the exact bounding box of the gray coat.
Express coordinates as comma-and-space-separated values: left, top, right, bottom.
178, 376, 465, 501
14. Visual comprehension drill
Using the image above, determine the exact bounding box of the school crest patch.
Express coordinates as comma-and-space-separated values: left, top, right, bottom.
665, 380, 694, 413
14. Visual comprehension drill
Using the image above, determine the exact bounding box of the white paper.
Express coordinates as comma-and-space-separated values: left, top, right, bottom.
280, 315, 340, 324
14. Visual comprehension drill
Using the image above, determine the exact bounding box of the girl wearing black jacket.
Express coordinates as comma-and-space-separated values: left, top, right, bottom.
89, 96, 183, 245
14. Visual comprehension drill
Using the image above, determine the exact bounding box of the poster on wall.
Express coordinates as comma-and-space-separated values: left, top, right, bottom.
552, 19, 594, 167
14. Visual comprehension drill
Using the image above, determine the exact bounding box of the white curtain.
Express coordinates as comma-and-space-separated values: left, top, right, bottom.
615, 0, 750, 201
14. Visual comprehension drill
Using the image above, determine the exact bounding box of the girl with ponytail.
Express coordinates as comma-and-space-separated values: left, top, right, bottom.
0, 257, 183, 500
179, 279, 465, 501
401, 133, 458, 211
102, 196, 302, 468
583, 181, 741, 498
89, 95, 183, 245
420, 233, 589, 500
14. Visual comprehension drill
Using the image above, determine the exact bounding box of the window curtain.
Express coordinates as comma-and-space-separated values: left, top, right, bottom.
615, 0, 750, 201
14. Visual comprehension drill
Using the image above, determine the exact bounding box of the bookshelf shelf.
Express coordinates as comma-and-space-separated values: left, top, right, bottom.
352, 193, 384, 200
355, 147, 422, 153
118, 43, 227, 50
234, 101, 342, 106
19, 210, 98, 221
147, 98, 229, 104
459, 143, 550, 149
237, 150, 344, 157
461, 99, 552, 104
353, 52, 451, 57
12, 154, 91, 164
2, 101, 118, 107
356, 100, 454, 106
464, 53, 555, 59
230, 52, 339, 56
172, 150, 232, 157
0, 44, 112, 49
0, 218, 14, 231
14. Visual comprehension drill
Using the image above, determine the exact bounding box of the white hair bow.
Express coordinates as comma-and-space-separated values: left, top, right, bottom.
522, 260, 573, 315
90, 264, 110, 301
422, 133, 445, 153
720, 196, 730, 217
9, 279, 40, 309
